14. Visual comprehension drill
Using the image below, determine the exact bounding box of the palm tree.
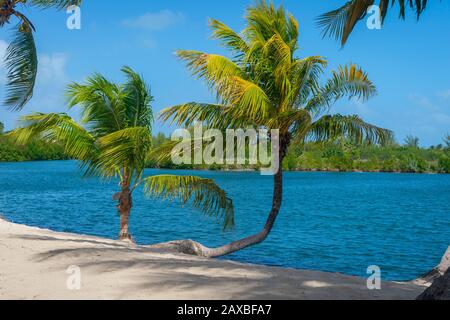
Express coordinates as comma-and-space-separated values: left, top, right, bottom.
9, 66, 234, 241
404, 135, 420, 148
444, 134, 450, 149
159, 0, 392, 257
1, 0, 81, 110
417, 269, 450, 300
417, 247, 450, 300
318, 0, 431, 45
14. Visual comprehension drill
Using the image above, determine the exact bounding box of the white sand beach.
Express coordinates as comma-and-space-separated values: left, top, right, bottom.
0, 218, 426, 300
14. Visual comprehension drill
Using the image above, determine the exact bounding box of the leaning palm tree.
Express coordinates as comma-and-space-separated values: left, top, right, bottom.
1, 0, 81, 110
159, 0, 392, 257
9, 66, 234, 241
318, 0, 432, 46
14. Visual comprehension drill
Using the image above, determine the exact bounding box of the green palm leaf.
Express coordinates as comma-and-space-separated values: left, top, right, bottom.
209, 18, 249, 55
30, 0, 82, 9
160, 103, 237, 129
143, 175, 235, 230
308, 114, 392, 145
9, 112, 96, 161
318, 0, 429, 45
4, 27, 37, 111
66, 74, 127, 136
121, 66, 154, 128
306, 64, 376, 115
97, 127, 152, 178
176, 50, 242, 90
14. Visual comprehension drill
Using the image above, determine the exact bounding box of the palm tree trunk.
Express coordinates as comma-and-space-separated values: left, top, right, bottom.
417, 269, 450, 300
170, 137, 289, 258
171, 167, 283, 257
118, 186, 133, 241
416, 247, 450, 300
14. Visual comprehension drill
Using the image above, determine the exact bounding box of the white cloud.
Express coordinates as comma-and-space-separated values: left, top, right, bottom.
409, 93, 436, 110
29, 53, 69, 111
438, 89, 450, 100
122, 10, 185, 30
401, 92, 450, 144
38, 53, 68, 84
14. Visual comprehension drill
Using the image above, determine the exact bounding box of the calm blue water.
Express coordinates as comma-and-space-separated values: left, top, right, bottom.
1, 160, 449, 280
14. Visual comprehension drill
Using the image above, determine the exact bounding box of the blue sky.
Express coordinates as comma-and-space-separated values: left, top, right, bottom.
0, 0, 449, 146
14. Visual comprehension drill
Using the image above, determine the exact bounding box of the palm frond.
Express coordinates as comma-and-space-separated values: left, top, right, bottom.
143, 175, 235, 230
176, 50, 242, 90
209, 18, 249, 55
262, 33, 293, 96
160, 103, 253, 130
290, 56, 327, 108
9, 113, 95, 160
306, 64, 376, 114
30, 0, 82, 9
308, 114, 393, 145
266, 109, 312, 133
97, 127, 152, 178
121, 66, 154, 128
66, 74, 127, 136
244, 0, 299, 51
317, 0, 373, 46
217, 76, 274, 124
318, 0, 430, 45
3, 27, 37, 111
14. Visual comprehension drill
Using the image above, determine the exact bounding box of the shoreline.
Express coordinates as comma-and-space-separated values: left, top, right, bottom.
0, 159, 448, 175
0, 218, 427, 300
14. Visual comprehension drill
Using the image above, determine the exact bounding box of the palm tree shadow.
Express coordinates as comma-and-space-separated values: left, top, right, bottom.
16, 234, 424, 300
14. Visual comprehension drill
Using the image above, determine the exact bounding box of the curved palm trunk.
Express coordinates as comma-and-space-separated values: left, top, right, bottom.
416, 247, 450, 300
172, 167, 284, 258
172, 138, 289, 258
417, 269, 450, 300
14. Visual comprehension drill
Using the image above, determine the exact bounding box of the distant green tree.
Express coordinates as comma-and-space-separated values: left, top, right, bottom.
444, 134, 450, 149
152, 132, 168, 148
404, 135, 420, 148
0, 121, 4, 135
439, 156, 450, 173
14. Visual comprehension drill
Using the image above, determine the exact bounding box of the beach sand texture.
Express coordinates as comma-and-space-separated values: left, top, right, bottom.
0, 218, 425, 300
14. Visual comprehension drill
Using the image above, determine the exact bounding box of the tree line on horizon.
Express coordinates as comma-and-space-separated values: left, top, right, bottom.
2, 125, 449, 174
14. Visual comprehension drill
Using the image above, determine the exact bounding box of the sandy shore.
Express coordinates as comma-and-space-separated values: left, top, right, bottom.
0, 218, 426, 300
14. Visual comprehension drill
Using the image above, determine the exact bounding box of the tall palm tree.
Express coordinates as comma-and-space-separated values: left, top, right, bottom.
318, 0, 432, 46
9, 66, 234, 241
444, 134, 450, 149
404, 135, 420, 148
1, 0, 81, 110
159, 0, 392, 257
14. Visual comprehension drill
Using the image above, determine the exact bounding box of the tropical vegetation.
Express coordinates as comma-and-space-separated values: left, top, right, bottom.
3, 129, 449, 174
145, 133, 450, 174
0, 0, 81, 110
8, 67, 235, 241
158, 0, 391, 257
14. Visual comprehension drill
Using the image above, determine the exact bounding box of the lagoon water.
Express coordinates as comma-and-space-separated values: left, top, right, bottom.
1, 160, 449, 280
